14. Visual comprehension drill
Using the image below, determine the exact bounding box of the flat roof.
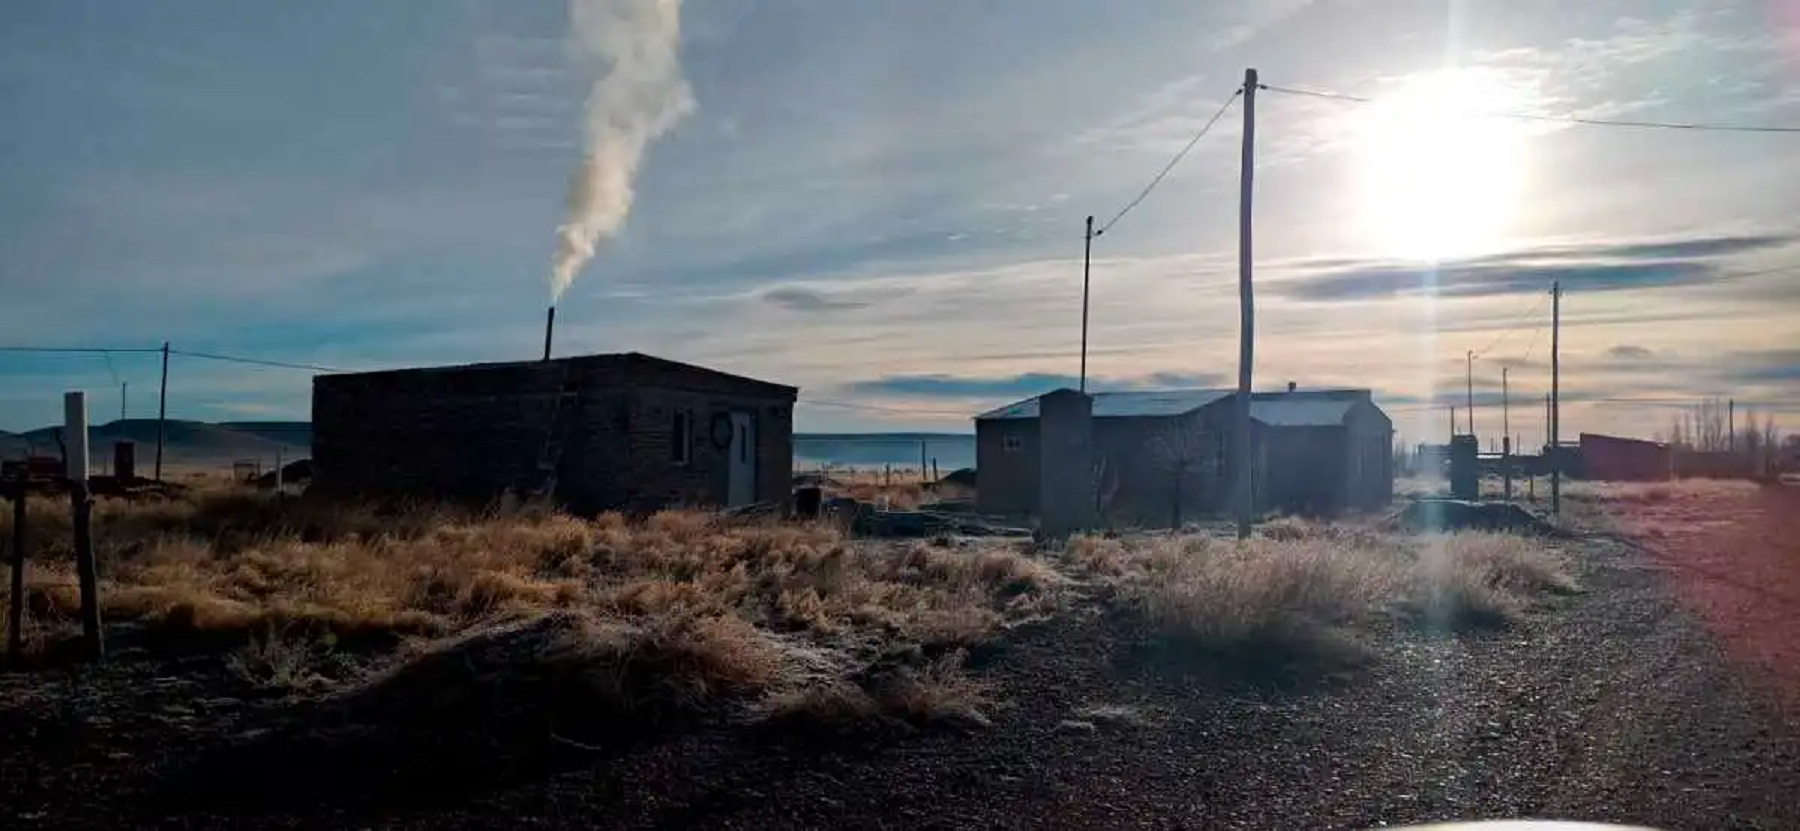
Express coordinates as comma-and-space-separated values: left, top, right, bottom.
317, 351, 797, 395
976, 387, 1376, 424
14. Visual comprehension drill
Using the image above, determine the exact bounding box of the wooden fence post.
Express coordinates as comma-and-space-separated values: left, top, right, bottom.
65, 392, 104, 660
6, 471, 25, 668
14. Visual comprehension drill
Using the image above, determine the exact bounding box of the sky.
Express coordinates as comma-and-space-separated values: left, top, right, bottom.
3, 0, 1798, 446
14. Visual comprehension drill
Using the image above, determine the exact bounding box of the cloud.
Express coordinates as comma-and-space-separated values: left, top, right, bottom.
1607, 344, 1655, 360
1279, 261, 1714, 302
1553, 234, 1794, 261
1721, 349, 1800, 385
1273, 231, 1796, 302
845, 370, 1226, 400
760, 286, 870, 312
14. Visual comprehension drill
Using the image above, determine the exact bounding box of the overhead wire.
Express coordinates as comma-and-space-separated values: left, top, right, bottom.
1258, 82, 1800, 133
1094, 89, 1242, 236
0, 346, 160, 354
1470, 291, 1550, 360
167, 349, 343, 373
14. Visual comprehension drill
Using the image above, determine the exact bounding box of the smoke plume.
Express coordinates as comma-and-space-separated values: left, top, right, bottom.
548, 0, 694, 303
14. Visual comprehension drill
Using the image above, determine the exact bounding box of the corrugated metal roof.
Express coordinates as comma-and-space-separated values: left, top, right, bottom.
1249, 392, 1362, 426
975, 388, 1234, 421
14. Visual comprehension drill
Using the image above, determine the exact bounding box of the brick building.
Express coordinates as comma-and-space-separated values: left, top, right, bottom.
312, 353, 795, 513
974, 387, 1393, 524
1578, 432, 1671, 481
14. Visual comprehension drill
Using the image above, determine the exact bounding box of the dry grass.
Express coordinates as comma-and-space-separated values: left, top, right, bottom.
1, 488, 1048, 726
804, 468, 973, 511
1561, 478, 1762, 505
3, 485, 1575, 730
1065, 522, 1575, 665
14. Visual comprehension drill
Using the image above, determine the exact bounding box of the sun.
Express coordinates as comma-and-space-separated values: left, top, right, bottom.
1352, 69, 1532, 262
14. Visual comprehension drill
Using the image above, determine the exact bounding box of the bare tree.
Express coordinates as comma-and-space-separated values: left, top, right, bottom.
1147, 420, 1210, 528
1091, 454, 1119, 527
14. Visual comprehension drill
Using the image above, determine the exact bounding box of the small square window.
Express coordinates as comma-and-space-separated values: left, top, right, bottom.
671, 411, 692, 464
1002, 435, 1024, 452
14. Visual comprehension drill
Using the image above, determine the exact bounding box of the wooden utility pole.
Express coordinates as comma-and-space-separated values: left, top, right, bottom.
1502, 366, 1512, 501
155, 341, 170, 482
1233, 67, 1258, 540
1465, 350, 1475, 436
1550, 281, 1562, 517
6, 469, 25, 667
65, 392, 103, 660
1080, 215, 1095, 393
120, 381, 128, 421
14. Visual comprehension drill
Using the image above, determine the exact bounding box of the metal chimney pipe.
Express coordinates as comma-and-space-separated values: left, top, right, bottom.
543, 306, 556, 361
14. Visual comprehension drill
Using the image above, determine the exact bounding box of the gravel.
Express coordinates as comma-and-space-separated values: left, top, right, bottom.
3, 532, 1797, 830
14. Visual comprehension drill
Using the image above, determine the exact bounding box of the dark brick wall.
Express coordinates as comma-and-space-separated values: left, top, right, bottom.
974, 418, 1038, 515
313, 354, 794, 513
1344, 399, 1395, 510
1096, 412, 1227, 526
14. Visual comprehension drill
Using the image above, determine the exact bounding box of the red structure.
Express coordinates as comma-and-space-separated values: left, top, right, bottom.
1579, 433, 1670, 482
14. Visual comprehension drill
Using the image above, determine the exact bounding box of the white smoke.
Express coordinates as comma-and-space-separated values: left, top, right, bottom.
549, 0, 694, 303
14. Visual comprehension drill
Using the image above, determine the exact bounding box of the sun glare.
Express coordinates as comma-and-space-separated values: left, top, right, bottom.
1353, 69, 1531, 262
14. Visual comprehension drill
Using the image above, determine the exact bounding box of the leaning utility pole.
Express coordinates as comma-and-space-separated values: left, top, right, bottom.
1550, 281, 1562, 517
1080, 215, 1095, 393
1233, 68, 1258, 540
155, 341, 170, 482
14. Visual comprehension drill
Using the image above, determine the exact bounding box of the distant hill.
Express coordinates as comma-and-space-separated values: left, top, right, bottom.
17, 419, 304, 466
2, 421, 971, 468
795, 432, 971, 442
218, 421, 312, 448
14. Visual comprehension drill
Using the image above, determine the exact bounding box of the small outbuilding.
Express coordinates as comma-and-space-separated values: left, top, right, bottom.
1578, 432, 1670, 482
312, 353, 795, 513
974, 387, 1393, 524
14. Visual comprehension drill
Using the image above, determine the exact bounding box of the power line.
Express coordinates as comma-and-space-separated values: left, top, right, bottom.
1095, 89, 1242, 236
168, 349, 343, 373
1258, 82, 1800, 133
0, 346, 160, 355
1519, 318, 1549, 365
1471, 291, 1549, 359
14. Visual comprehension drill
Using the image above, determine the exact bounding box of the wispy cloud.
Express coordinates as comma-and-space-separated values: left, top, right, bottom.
761, 286, 870, 312
845, 370, 1225, 400
1273, 231, 1797, 302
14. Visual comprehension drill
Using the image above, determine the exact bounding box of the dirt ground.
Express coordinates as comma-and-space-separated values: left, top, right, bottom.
1603, 481, 1800, 715
4, 499, 1799, 830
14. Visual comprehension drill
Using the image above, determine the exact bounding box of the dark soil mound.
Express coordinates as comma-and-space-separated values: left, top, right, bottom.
939, 467, 976, 488
252, 457, 311, 488
1396, 498, 1556, 535
165, 612, 778, 812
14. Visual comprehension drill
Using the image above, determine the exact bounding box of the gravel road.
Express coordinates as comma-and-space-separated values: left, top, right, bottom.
3, 527, 1797, 830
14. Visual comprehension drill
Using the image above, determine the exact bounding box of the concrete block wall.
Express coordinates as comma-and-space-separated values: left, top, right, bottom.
313, 354, 795, 513
1037, 389, 1093, 537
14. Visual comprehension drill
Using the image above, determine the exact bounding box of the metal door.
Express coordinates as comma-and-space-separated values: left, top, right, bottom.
727, 411, 755, 507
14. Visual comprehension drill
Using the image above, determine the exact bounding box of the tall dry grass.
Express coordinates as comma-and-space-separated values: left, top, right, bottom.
1, 488, 1052, 724
1065, 518, 1576, 664
3, 487, 1576, 729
